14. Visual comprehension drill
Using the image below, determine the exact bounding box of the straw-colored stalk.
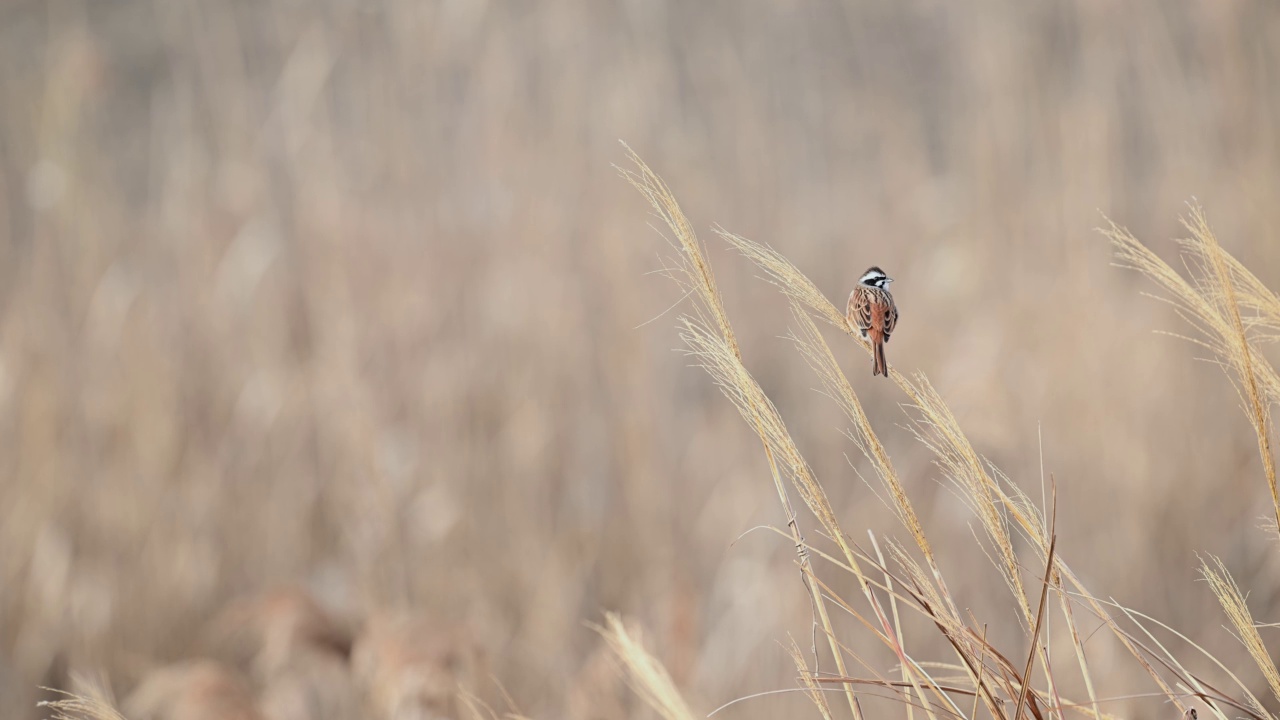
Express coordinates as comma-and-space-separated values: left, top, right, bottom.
1106, 207, 1280, 534
618, 144, 864, 719
1200, 556, 1280, 707
597, 613, 698, 720
38, 681, 127, 720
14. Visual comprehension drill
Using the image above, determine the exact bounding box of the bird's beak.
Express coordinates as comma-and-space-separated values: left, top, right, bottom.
886, 278, 894, 284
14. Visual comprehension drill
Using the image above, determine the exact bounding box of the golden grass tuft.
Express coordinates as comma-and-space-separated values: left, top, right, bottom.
1199, 556, 1280, 711
597, 613, 697, 720
619, 143, 866, 719
38, 682, 127, 720
619, 152, 1280, 720
1105, 206, 1280, 534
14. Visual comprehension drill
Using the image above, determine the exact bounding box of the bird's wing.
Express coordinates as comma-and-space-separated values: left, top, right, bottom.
849, 288, 873, 332
882, 293, 898, 342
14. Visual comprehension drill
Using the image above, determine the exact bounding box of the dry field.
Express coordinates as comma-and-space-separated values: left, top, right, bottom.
2, 1, 1280, 719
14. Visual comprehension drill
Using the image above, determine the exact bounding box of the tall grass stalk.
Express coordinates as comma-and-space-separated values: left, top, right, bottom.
615, 152, 1279, 720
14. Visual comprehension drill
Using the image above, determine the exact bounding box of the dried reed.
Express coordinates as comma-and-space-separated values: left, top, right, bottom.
611, 152, 1276, 720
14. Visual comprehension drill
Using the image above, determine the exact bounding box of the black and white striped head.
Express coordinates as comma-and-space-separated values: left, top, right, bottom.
859, 266, 893, 288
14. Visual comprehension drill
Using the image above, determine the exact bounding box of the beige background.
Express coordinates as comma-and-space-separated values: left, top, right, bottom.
1, 1, 1279, 718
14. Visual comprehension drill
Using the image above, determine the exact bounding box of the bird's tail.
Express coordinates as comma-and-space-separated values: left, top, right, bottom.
873, 340, 887, 377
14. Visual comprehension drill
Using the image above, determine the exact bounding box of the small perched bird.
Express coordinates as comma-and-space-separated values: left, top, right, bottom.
847, 266, 898, 377
1183, 710, 1197, 720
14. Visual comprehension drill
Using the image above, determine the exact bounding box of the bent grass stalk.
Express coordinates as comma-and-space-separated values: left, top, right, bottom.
618, 142, 866, 719
615, 149, 1274, 720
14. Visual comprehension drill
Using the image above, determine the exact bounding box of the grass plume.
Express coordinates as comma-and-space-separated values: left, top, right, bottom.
1200, 556, 1280, 709
1106, 207, 1280, 533
598, 613, 698, 720
619, 144, 866, 719
623, 152, 1277, 720
38, 682, 126, 720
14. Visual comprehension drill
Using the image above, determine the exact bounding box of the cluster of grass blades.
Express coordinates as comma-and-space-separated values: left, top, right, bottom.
605, 148, 1280, 720
36, 154, 1280, 720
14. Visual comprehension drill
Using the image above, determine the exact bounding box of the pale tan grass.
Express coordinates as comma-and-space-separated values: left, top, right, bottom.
786, 306, 937, 579
724, 217, 1196, 718
628, 148, 1277, 720
783, 246, 1077, 713
1200, 556, 1280, 708
39, 680, 127, 720
666, 182, 1085, 719
1012, 532, 1055, 720
1070, 594, 1267, 720
788, 638, 836, 720
693, 204, 1000, 720
716, 229, 849, 333
678, 201, 1025, 720
1106, 209, 1280, 533
887, 543, 1014, 719
1215, 249, 1280, 340
457, 686, 533, 720
597, 613, 697, 720
869, 532, 934, 720
907, 376, 1033, 627
1186, 211, 1280, 533
620, 145, 866, 718
1106, 206, 1280, 717
726, 227, 1059, 717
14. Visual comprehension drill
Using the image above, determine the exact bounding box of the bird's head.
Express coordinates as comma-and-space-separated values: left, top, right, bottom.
860, 266, 892, 288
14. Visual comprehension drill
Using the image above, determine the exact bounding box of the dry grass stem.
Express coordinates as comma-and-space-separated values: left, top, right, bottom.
1200, 556, 1280, 708
625, 146, 1277, 720
620, 146, 864, 719
1106, 209, 1280, 532
598, 614, 697, 720
789, 638, 836, 720
38, 683, 127, 720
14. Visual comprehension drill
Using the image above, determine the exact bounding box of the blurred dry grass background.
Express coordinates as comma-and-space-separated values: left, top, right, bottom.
2, 1, 1280, 718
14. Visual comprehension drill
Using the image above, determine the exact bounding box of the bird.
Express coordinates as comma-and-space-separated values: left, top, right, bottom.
1183, 710, 1197, 720
847, 266, 898, 377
